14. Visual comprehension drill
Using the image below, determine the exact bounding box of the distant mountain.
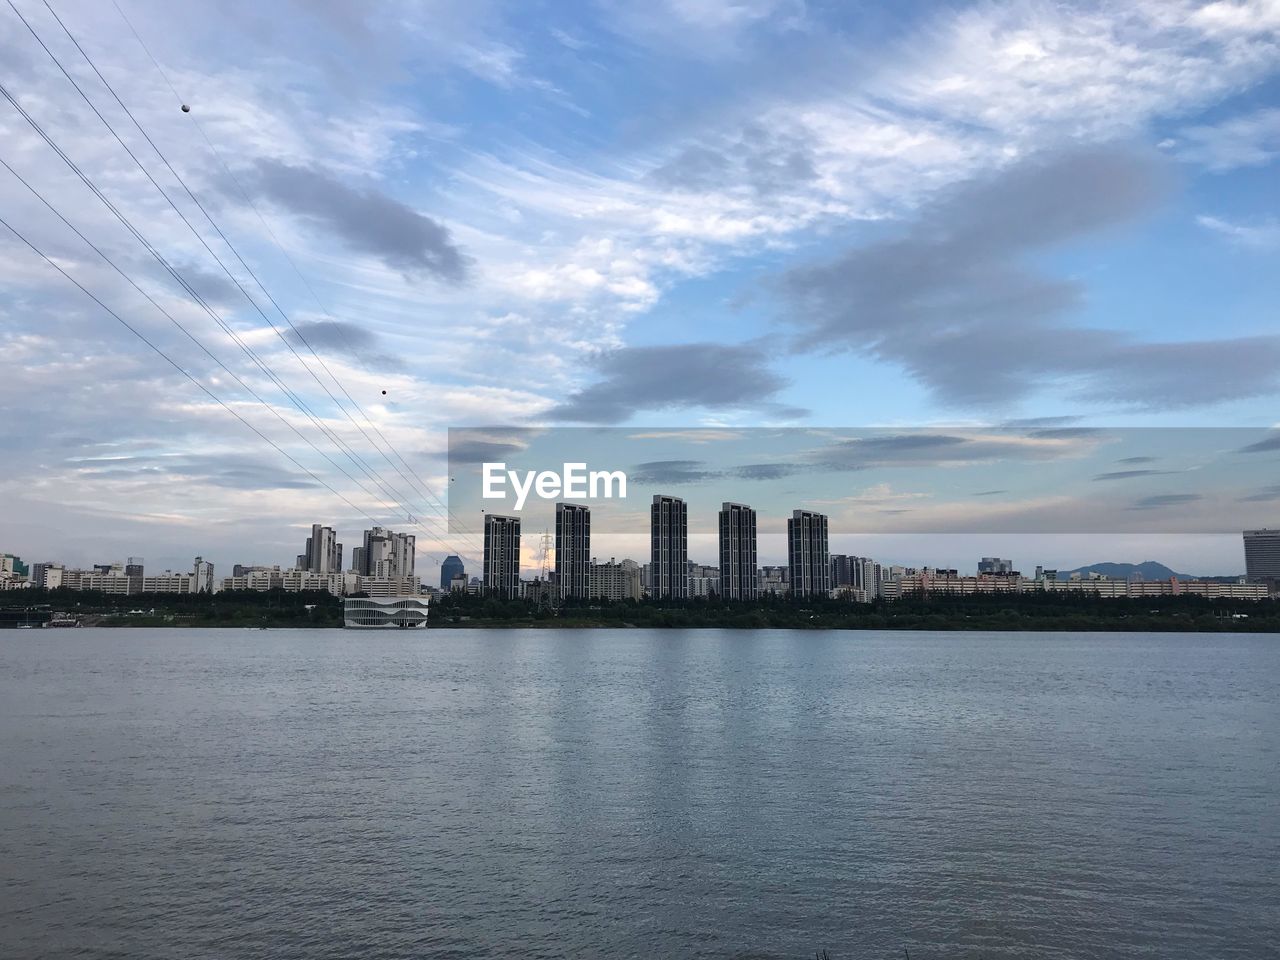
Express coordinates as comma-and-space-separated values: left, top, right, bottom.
1058, 561, 1198, 581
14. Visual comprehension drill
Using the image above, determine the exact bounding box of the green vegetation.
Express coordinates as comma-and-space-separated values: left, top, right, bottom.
2, 587, 1276, 631
0, 588, 342, 628
433, 589, 1280, 632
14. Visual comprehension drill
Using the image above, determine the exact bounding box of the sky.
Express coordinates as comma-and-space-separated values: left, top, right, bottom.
1, 0, 1278, 579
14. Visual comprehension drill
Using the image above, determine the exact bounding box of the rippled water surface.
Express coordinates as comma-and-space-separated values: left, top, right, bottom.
2, 628, 1277, 959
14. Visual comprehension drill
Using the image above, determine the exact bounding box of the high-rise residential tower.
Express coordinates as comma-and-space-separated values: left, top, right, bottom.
298, 524, 342, 574
351, 527, 415, 577
718, 502, 758, 600
555, 503, 591, 599
650, 495, 688, 599
787, 509, 830, 598
483, 515, 522, 598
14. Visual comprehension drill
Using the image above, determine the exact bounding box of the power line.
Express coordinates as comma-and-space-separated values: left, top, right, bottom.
45, 0, 479, 544
0, 151, 462, 562
5, 1, 477, 564
109, 0, 479, 543
0, 209, 397, 536
0, 72, 451, 553
3, 1, 447, 535
0, 70, 475, 559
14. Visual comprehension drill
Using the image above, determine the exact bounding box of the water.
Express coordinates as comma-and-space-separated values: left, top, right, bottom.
1, 629, 1277, 959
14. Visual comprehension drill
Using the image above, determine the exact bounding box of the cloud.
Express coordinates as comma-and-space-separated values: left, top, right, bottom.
1239, 432, 1280, 453
1176, 108, 1280, 171
800, 430, 1100, 471
69, 453, 319, 490
1117, 456, 1158, 464
649, 124, 818, 196
1093, 469, 1169, 481
779, 146, 1280, 408
601, 0, 803, 56
732, 462, 800, 480
164, 261, 242, 306
281, 319, 405, 369
252, 160, 470, 282
1197, 214, 1280, 249
1241, 484, 1280, 503
447, 437, 533, 464
547, 343, 805, 423
1129, 493, 1202, 510
629, 459, 722, 484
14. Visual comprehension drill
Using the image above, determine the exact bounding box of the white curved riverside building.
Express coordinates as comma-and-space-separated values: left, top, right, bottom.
343, 596, 430, 629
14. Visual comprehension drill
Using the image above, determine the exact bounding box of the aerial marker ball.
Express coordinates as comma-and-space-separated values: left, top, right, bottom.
181, 104, 190, 113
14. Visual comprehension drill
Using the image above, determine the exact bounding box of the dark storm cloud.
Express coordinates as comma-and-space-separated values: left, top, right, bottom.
1093, 469, 1169, 481
548, 343, 804, 423
253, 160, 469, 282
1128, 493, 1202, 510
649, 124, 818, 196
779, 147, 1280, 408
629, 460, 722, 484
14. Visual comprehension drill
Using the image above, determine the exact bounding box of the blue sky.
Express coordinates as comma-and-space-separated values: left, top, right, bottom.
1, 0, 1278, 576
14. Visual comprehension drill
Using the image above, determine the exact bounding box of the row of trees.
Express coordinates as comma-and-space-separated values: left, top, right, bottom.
5, 586, 1274, 630
433, 589, 1280, 632
1, 588, 343, 627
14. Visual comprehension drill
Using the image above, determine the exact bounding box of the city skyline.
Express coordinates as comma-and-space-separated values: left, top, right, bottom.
8, 516, 1275, 593
2, 2, 1280, 579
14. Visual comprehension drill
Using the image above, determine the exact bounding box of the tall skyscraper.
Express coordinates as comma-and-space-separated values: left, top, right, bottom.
298, 524, 342, 574
788, 509, 830, 598
483, 515, 522, 598
718, 502, 758, 600
555, 503, 591, 599
650, 495, 688, 599
352, 527, 415, 577
1244, 529, 1280, 585
440, 555, 465, 590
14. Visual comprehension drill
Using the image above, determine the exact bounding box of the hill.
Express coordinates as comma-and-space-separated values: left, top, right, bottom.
1059, 561, 1201, 581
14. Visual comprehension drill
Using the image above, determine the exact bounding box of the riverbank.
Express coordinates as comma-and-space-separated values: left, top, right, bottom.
4, 588, 1277, 631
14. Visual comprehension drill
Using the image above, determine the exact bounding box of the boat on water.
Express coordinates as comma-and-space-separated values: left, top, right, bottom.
343, 595, 430, 629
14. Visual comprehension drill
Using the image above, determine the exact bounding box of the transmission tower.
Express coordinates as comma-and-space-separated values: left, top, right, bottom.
538, 528, 553, 581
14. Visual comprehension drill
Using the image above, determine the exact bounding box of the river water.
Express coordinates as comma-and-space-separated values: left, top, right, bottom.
1, 628, 1276, 958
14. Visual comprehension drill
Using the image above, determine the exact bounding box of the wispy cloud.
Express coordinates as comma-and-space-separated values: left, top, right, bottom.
1197, 214, 1280, 249
1176, 107, 1280, 171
